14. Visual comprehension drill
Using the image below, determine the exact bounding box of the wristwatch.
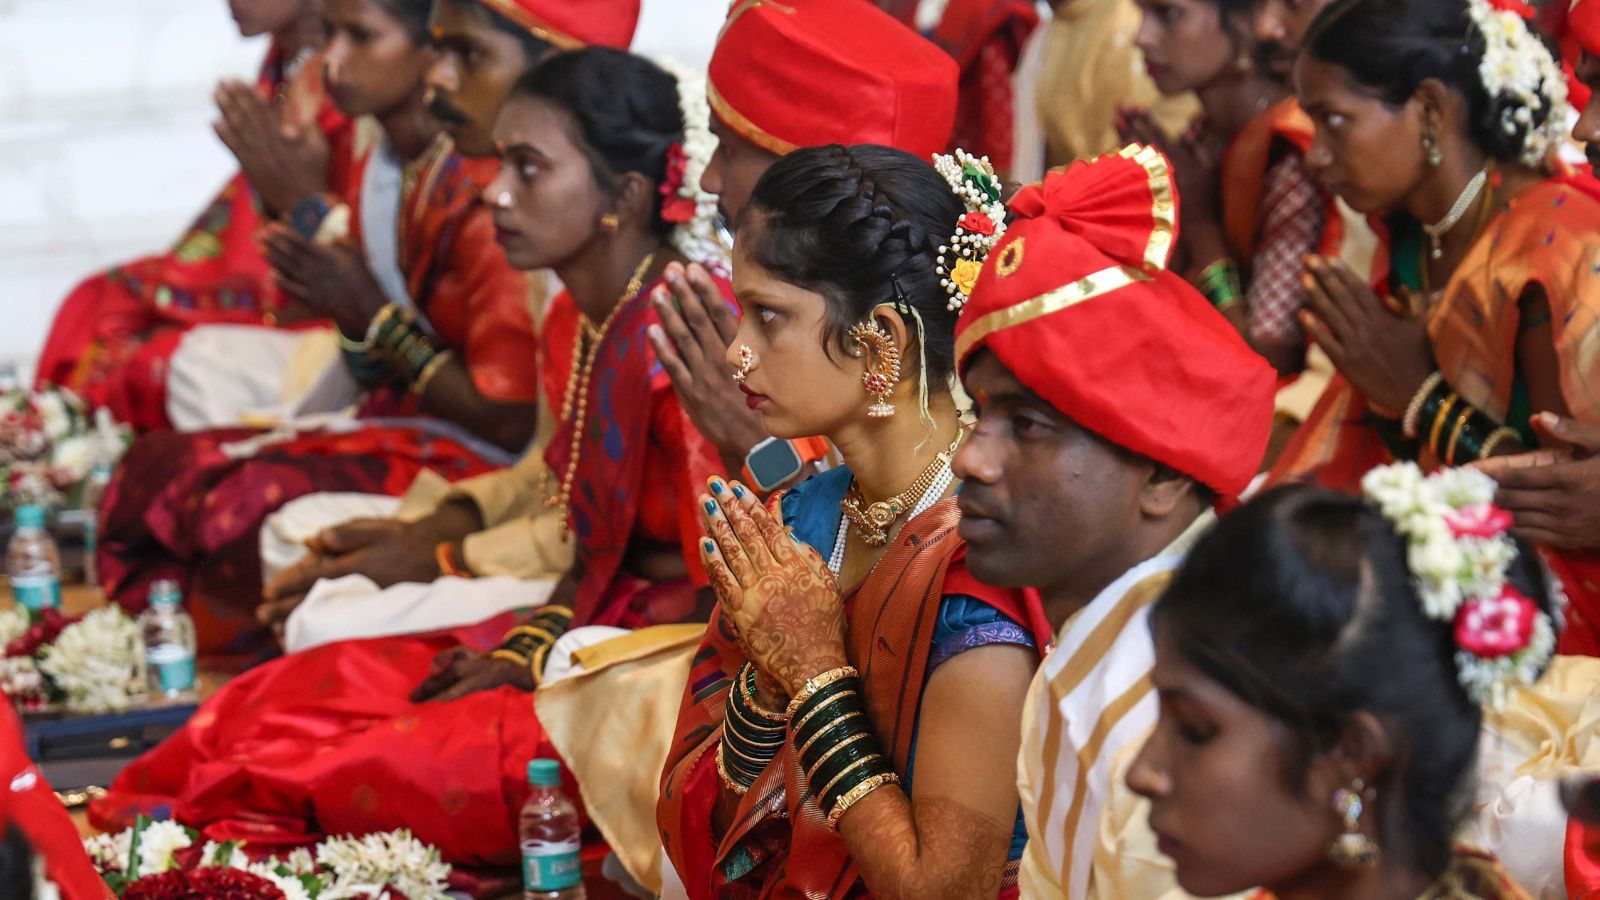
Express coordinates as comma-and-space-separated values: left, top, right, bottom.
742, 436, 829, 492
288, 193, 335, 240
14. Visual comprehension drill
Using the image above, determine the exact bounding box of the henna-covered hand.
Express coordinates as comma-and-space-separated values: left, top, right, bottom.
698, 477, 848, 697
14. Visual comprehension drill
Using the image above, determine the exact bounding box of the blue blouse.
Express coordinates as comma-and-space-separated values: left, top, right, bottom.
780, 468, 1032, 862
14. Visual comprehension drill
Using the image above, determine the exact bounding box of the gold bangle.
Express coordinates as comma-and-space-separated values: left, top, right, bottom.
1403, 371, 1445, 439
795, 709, 866, 758
1429, 393, 1459, 457
826, 772, 901, 829
506, 624, 558, 644
722, 733, 779, 768
803, 732, 872, 783
815, 754, 883, 802
716, 742, 751, 795
739, 663, 789, 723
1479, 426, 1521, 459
786, 666, 859, 718
536, 605, 575, 622
412, 348, 454, 396
727, 691, 789, 741
491, 648, 531, 667
530, 641, 554, 689
1445, 406, 1475, 466
789, 689, 858, 737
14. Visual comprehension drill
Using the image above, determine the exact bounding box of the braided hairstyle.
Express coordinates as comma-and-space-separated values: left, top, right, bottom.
1305, 0, 1566, 165
511, 48, 685, 238
743, 144, 964, 384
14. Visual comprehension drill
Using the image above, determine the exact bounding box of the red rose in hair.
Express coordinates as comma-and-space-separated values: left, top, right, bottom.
1443, 501, 1513, 539
957, 211, 996, 236
1454, 586, 1538, 659
659, 143, 696, 224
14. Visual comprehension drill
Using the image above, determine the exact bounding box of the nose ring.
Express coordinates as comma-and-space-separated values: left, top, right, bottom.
492, 192, 513, 210
732, 345, 756, 385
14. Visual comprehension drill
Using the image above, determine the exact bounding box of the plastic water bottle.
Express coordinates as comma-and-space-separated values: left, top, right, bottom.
520, 758, 584, 899
80, 463, 114, 590
140, 580, 197, 701
7, 506, 61, 612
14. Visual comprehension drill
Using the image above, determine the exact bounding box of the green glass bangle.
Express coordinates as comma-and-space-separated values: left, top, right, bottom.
797, 711, 869, 765
809, 737, 889, 802
793, 691, 865, 749
817, 754, 896, 809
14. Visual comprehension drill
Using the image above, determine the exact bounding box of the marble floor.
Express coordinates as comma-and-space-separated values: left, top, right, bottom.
0, 0, 719, 384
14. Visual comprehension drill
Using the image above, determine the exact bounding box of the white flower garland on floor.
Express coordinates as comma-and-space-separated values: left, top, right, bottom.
36, 607, 144, 714
87, 823, 452, 900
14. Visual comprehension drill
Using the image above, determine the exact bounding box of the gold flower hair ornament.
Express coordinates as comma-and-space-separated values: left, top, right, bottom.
933, 150, 1008, 313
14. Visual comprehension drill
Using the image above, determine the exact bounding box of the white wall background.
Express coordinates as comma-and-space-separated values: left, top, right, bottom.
0, 0, 721, 384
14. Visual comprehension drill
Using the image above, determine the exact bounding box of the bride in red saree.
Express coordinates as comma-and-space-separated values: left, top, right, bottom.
90, 48, 728, 872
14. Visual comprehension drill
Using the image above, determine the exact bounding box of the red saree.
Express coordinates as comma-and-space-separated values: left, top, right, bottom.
89, 275, 729, 869
34, 44, 353, 431
658, 498, 1051, 900
1268, 175, 1600, 656
97, 141, 543, 665
881, 0, 1039, 171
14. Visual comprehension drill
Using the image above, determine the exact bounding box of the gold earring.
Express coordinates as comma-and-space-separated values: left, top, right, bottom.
1327, 779, 1380, 868
732, 345, 756, 385
1422, 127, 1443, 168
600, 213, 620, 233
848, 321, 901, 418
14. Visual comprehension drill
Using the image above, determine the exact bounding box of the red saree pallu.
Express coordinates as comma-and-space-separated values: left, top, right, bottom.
90, 275, 729, 873
1269, 175, 1600, 655
658, 498, 1051, 900
35, 43, 353, 428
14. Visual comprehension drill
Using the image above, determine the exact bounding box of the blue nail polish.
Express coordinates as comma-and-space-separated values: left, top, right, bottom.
703, 539, 716, 553
711, 481, 724, 494
732, 484, 746, 499
704, 499, 718, 514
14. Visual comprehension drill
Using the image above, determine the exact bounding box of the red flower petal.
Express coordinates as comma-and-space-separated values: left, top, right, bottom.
1443, 502, 1513, 539
957, 211, 996, 236
1453, 587, 1538, 659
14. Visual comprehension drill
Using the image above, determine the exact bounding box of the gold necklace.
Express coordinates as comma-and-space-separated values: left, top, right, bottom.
840, 433, 962, 548
541, 252, 655, 540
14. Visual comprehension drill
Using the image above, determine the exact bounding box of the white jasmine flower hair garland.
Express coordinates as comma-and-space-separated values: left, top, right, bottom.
1465, 0, 1571, 166
1360, 462, 1556, 708
932, 150, 1008, 312
658, 60, 730, 276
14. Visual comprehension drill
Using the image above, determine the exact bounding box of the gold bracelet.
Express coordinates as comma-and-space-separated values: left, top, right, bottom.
1444, 406, 1475, 466
786, 666, 859, 718
795, 709, 866, 758
491, 648, 531, 667
506, 625, 559, 644
716, 742, 751, 795
815, 754, 882, 802
1403, 371, 1445, 439
789, 689, 858, 737
739, 663, 789, 723
412, 348, 454, 396
530, 641, 554, 689
826, 772, 901, 829
1429, 393, 1459, 457
1479, 426, 1521, 459
803, 732, 872, 783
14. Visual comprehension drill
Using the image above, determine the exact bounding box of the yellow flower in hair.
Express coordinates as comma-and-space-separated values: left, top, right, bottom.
951, 258, 982, 296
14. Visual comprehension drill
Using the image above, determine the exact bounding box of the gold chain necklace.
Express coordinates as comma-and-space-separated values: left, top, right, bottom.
840, 433, 962, 547
541, 252, 655, 540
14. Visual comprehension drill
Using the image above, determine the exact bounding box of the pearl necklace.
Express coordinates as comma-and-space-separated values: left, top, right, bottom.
1423, 166, 1489, 260
828, 435, 960, 574
541, 253, 654, 540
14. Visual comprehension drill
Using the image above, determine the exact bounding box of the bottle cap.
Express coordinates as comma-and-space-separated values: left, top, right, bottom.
527, 758, 562, 787
149, 579, 182, 606
13, 506, 44, 529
